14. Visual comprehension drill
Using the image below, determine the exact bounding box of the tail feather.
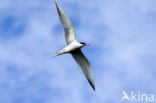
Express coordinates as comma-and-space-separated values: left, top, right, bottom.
54, 51, 63, 57
49, 52, 61, 58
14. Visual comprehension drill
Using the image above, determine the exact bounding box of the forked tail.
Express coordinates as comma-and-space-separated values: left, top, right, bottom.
51, 51, 63, 57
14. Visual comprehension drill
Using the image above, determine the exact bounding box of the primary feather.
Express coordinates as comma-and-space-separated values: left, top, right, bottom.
55, 1, 77, 45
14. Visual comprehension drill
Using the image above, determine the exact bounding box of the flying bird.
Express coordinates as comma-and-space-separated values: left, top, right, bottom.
54, 1, 95, 91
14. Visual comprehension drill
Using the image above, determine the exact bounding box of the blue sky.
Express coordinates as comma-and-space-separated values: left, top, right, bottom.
0, 0, 156, 103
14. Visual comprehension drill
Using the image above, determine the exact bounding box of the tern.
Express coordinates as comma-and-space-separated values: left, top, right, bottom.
54, 1, 95, 91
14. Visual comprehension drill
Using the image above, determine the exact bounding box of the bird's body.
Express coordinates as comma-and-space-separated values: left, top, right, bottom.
54, 1, 95, 91
55, 40, 84, 56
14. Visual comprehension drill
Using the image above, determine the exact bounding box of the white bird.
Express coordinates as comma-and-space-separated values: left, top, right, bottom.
54, 1, 95, 91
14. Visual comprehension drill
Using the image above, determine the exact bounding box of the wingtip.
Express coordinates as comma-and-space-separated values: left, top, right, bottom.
54, 0, 61, 17
93, 86, 96, 91
54, 0, 56, 4
87, 79, 96, 91
54, 0, 58, 7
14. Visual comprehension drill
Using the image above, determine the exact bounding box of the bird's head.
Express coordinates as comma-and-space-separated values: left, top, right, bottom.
80, 42, 89, 47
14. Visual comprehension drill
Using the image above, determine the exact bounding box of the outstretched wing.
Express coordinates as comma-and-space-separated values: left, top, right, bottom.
71, 50, 95, 90
55, 1, 77, 45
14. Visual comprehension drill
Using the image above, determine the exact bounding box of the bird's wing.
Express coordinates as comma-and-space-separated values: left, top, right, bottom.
71, 50, 95, 90
55, 1, 77, 45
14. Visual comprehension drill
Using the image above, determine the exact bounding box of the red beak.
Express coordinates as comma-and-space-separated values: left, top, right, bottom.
85, 44, 89, 46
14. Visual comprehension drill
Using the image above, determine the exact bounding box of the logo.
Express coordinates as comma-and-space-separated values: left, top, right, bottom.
121, 91, 155, 102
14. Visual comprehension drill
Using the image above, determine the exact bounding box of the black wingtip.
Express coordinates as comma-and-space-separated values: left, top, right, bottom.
54, 0, 58, 7
87, 78, 96, 91
54, 0, 57, 5
54, 0, 61, 17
